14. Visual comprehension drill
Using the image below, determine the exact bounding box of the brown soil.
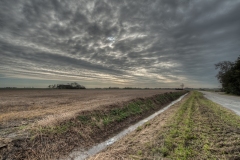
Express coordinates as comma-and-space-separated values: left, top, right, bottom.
88, 92, 190, 160
0, 89, 179, 136
0, 91, 186, 160
0, 89, 177, 122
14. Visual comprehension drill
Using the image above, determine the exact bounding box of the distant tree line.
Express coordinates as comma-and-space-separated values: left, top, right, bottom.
123, 87, 142, 89
215, 56, 240, 95
108, 87, 120, 89
48, 82, 86, 89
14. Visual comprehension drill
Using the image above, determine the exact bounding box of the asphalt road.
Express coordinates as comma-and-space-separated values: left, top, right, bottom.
201, 91, 240, 116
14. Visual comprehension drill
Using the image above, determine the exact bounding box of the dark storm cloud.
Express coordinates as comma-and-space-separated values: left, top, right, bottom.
0, 0, 240, 87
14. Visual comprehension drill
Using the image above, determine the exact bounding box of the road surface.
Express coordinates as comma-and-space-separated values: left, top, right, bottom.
201, 91, 240, 116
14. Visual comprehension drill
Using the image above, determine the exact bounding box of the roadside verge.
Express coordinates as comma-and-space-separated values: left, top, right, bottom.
89, 91, 240, 159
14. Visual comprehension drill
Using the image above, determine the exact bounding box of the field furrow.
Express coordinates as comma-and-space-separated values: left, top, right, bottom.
0, 90, 186, 160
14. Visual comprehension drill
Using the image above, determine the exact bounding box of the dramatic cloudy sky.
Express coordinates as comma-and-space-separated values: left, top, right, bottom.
0, 0, 240, 88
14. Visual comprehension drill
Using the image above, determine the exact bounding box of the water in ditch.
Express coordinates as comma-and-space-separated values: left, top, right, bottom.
65, 93, 188, 160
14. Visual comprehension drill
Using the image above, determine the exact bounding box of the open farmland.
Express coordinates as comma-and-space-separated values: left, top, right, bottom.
0, 89, 186, 159
0, 89, 178, 126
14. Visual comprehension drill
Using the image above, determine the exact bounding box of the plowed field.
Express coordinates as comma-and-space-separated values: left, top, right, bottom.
0, 89, 178, 127
0, 89, 185, 160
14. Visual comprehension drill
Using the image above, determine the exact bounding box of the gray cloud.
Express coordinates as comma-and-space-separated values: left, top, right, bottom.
0, 0, 240, 88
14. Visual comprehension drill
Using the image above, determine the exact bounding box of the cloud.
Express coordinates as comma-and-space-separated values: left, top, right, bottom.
0, 0, 240, 88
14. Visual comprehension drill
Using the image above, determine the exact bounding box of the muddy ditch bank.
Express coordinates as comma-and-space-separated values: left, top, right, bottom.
0, 91, 187, 160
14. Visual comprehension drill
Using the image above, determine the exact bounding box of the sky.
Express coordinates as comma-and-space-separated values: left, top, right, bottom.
0, 0, 240, 88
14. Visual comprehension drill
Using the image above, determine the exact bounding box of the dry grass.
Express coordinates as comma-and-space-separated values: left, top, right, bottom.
89, 91, 240, 160
0, 89, 178, 125
89, 92, 190, 160
145, 91, 240, 159
36, 111, 77, 127
0, 91, 186, 160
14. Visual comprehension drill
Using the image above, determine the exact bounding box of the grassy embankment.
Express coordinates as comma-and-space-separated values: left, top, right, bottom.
0, 91, 186, 160
134, 91, 240, 159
